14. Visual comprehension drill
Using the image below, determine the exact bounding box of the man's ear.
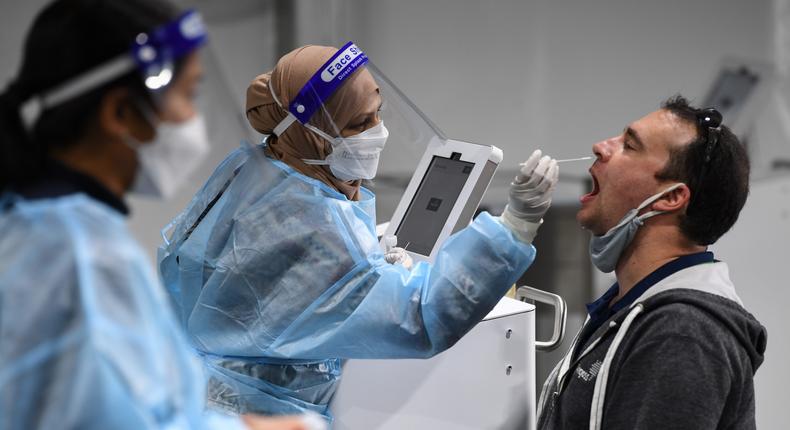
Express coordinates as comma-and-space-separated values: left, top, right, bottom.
97, 88, 154, 142
652, 183, 691, 212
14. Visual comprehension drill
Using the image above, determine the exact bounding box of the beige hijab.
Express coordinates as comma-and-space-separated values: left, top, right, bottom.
246, 45, 379, 201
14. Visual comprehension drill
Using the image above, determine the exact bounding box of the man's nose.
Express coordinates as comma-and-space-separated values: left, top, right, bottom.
592, 139, 610, 162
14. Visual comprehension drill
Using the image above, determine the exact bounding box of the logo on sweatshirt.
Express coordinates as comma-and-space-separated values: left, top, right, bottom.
575, 360, 602, 383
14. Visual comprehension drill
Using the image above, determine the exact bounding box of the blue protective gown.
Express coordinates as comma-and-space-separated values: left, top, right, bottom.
158, 142, 537, 421
0, 193, 244, 430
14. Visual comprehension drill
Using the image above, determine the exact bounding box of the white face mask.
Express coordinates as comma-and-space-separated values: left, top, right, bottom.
267, 80, 388, 181
302, 121, 389, 181
126, 113, 210, 199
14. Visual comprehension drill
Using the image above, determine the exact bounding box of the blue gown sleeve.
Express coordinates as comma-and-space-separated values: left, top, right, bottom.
184, 189, 535, 360
269, 211, 536, 359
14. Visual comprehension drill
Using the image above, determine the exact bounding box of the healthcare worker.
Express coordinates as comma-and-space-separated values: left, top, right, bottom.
158, 43, 559, 423
0, 1, 319, 429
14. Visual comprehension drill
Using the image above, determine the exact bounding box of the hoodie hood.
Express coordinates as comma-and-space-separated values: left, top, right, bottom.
637, 262, 767, 372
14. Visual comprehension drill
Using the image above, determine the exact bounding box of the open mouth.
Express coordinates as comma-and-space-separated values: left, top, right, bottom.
580, 170, 599, 203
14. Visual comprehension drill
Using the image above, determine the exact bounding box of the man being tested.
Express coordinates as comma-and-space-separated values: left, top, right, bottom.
537, 96, 767, 430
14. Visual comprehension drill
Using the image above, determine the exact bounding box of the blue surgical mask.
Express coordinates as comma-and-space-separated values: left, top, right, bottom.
589, 183, 684, 273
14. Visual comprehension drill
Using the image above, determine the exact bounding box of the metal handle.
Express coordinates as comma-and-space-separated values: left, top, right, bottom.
516, 286, 567, 352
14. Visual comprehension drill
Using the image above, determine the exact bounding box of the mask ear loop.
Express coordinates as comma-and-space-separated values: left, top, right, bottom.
602, 183, 685, 235
635, 183, 685, 222
268, 80, 338, 166
122, 97, 162, 151
301, 124, 338, 166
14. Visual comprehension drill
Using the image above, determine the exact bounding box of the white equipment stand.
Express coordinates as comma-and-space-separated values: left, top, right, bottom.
331, 288, 566, 429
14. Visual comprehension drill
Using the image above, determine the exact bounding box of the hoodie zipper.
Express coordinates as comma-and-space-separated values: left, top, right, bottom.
557, 320, 619, 393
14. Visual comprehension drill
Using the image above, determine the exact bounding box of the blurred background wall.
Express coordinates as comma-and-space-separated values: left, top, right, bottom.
1, 0, 786, 427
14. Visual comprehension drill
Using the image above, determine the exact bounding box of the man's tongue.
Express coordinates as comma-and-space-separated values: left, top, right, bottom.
580, 174, 600, 203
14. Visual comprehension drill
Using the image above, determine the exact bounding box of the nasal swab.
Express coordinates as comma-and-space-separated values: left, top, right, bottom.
555, 156, 593, 163
518, 156, 593, 169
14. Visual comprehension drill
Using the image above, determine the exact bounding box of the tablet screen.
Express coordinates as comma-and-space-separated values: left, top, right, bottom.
395, 155, 474, 255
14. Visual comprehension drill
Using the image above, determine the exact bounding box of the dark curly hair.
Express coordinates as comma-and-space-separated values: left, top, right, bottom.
655, 95, 750, 245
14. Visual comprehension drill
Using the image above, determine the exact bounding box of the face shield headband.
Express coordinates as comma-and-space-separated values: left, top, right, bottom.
19, 9, 208, 131
271, 41, 369, 138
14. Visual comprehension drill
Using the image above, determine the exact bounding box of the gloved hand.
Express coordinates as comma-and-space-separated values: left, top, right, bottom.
500, 149, 559, 243
382, 235, 413, 270
385, 247, 414, 270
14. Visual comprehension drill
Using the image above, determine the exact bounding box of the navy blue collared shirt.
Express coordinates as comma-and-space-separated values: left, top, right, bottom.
580, 251, 716, 348
12, 158, 129, 215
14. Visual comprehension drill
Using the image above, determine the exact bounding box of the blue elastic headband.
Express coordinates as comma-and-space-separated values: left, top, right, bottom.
288, 41, 369, 124
19, 10, 208, 129
133, 9, 208, 90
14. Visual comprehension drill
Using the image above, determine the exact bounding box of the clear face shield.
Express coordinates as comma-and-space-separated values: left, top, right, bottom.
19, 9, 209, 131
17, 10, 226, 200
269, 42, 445, 183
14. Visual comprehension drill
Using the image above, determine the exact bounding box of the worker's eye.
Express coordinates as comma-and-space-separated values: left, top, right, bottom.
351, 115, 377, 132
349, 121, 367, 131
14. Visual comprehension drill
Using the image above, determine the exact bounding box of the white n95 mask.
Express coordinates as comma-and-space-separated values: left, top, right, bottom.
589, 183, 684, 273
302, 121, 389, 181
126, 113, 210, 199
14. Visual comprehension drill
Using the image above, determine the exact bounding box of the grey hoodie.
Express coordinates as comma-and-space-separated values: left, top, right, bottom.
537, 262, 767, 430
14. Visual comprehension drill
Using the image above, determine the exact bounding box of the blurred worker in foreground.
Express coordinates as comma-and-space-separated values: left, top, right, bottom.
0, 1, 319, 429
158, 43, 559, 422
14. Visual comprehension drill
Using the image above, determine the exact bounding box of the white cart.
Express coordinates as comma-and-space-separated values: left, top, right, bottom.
330, 287, 566, 430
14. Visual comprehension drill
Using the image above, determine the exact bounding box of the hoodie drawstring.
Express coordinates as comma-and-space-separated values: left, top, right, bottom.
589, 304, 644, 430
